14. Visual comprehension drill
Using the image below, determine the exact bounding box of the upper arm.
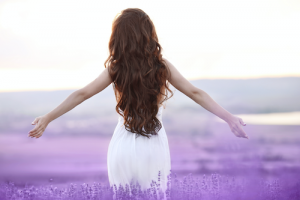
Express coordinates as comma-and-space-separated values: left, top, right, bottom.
77, 67, 113, 100
163, 58, 199, 99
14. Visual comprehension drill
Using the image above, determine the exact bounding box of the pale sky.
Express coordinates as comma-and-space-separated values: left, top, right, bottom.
0, 0, 300, 92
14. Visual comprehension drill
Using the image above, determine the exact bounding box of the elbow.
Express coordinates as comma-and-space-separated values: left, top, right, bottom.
75, 89, 88, 101
191, 87, 204, 101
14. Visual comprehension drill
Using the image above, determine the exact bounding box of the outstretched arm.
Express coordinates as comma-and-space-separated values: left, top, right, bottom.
28, 67, 113, 138
163, 58, 248, 139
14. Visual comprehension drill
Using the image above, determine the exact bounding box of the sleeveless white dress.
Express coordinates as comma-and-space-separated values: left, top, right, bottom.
107, 104, 171, 199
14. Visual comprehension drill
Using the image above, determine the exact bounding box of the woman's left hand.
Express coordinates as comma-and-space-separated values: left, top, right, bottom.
28, 116, 50, 138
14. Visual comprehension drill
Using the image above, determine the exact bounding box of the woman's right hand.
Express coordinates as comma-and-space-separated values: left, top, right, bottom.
226, 115, 249, 139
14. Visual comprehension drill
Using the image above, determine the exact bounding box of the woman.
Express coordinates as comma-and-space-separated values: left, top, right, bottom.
28, 8, 248, 199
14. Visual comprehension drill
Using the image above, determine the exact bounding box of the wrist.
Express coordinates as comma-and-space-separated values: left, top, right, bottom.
224, 113, 235, 123
43, 114, 52, 124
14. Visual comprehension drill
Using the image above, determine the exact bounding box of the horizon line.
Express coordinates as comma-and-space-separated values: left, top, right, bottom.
1, 75, 299, 93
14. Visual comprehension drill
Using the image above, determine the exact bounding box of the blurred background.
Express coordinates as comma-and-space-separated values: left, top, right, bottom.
0, 0, 300, 187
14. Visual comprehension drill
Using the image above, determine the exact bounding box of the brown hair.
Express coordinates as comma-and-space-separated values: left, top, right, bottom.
104, 8, 173, 139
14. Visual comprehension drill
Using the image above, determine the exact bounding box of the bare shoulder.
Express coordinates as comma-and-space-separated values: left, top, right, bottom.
162, 57, 172, 70
162, 57, 176, 82
162, 57, 185, 84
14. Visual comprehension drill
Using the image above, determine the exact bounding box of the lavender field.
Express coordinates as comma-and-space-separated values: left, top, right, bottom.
0, 77, 300, 199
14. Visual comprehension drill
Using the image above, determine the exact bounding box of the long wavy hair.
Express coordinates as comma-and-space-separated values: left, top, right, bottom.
104, 8, 174, 139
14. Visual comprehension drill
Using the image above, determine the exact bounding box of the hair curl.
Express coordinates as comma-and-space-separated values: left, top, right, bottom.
104, 8, 173, 139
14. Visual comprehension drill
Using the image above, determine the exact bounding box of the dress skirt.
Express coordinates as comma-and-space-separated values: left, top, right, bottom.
107, 105, 171, 199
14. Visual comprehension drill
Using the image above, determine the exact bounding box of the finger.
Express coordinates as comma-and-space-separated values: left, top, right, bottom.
31, 118, 39, 125
29, 127, 39, 135
36, 129, 44, 137
232, 129, 241, 138
29, 126, 40, 135
29, 121, 43, 133
239, 118, 246, 126
237, 126, 248, 139
233, 127, 245, 138
29, 127, 43, 137
31, 129, 43, 137
34, 130, 43, 138
36, 132, 43, 138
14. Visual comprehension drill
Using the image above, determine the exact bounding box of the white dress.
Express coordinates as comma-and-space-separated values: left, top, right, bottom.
107, 104, 171, 199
